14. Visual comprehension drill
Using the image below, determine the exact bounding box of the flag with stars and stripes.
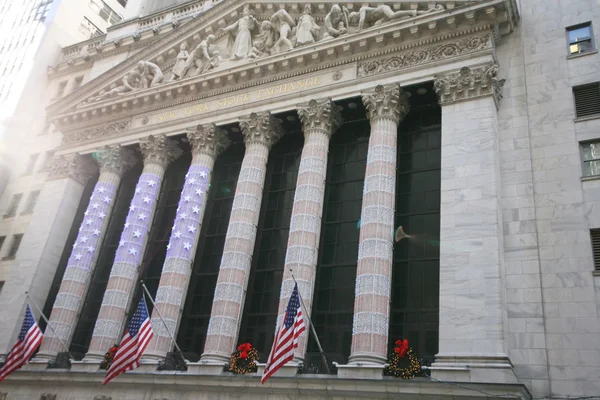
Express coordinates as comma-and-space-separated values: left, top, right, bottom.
0, 305, 43, 383
261, 283, 306, 384
104, 296, 154, 384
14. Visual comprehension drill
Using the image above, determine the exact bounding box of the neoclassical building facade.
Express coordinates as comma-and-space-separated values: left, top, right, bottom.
0, 0, 599, 399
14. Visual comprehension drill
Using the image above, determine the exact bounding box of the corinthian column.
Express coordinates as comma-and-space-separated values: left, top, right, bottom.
37, 146, 136, 360
85, 135, 182, 360
200, 112, 283, 366
276, 99, 341, 361
144, 125, 230, 360
347, 84, 410, 368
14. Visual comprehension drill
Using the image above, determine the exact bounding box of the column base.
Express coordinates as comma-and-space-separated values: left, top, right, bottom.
70, 360, 101, 372
430, 353, 518, 384
335, 363, 384, 379
21, 359, 49, 371
187, 360, 227, 375
257, 361, 299, 378
82, 350, 105, 362
136, 360, 160, 373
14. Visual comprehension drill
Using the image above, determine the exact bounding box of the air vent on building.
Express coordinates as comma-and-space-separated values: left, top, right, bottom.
573, 83, 600, 118
592, 229, 600, 271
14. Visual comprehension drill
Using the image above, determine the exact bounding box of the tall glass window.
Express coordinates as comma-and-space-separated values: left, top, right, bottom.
307, 99, 369, 366
178, 138, 244, 361
238, 119, 303, 360
389, 84, 441, 362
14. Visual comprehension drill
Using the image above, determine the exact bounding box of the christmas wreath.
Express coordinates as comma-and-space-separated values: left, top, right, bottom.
386, 339, 422, 379
228, 342, 259, 374
99, 344, 119, 370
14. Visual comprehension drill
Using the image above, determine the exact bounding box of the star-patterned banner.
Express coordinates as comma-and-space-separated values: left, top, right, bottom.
114, 173, 162, 266
165, 165, 210, 261
67, 182, 117, 271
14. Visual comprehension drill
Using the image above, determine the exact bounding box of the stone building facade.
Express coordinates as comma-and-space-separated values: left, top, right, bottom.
0, 0, 599, 399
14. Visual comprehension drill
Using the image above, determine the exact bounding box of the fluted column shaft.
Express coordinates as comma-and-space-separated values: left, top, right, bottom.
38, 146, 136, 359
145, 125, 230, 359
349, 85, 410, 364
201, 112, 282, 364
86, 136, 181, 359
276, 99, 341, 361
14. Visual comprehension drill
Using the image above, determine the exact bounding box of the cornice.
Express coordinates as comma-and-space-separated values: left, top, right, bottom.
48, 0, 516, 120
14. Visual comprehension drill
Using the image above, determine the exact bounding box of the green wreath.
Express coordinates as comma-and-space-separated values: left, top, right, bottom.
229, 342, 259, 374
386, 339, 422, 379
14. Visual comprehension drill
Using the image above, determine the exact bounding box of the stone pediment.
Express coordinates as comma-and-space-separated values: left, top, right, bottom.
49, 0, 518, 133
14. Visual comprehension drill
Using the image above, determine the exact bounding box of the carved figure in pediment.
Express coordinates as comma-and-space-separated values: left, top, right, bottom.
295, 4, 320, 47
323, 4, 349, 39
88, 70, 141, 103
136, 60, 164, 88
270, 9, 296, 54
170, 43, 190, 81
182, 34, 219, 77
248, 20, 276, 59
220, 4, 257, 60
348, 4, 444, 31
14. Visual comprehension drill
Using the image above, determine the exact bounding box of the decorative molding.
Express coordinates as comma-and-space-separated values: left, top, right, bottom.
187, 124, 231, 159
433, 62, 505, 109
362, 85, 410, 123
46, 153, 96, 185
297, 99, 342, 138
239, 112, 283, 150
95, 145, 138, 176
64, 119, 131, 146
139, 134, 183, 168
93, 396, 112, 400
40, 394, 57, 400
357, 33, 492, 78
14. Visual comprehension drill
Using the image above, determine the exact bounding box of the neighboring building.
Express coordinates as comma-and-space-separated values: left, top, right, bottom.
0, 0, 599, 399
0, 0, 126, 196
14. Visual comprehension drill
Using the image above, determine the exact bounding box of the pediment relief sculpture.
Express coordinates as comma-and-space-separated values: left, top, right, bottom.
78, 2, 448, 107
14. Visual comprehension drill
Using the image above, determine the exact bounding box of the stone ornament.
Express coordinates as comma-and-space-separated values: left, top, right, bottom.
136, 60, 164, 88
323, 4, 349, 39
239, 112, 283, 149
270, 9, 296, 54
357, 34, 492, 77
64, 120, 132, 146
139, 135, 183, 168
297, 99, 342, 137
295, 4, 320, 47
434, 62, 506, 109
362, 84, 410, 123
220, 4, 257, 60
348, 3, 444, 31
187, 123, 231, 158
95, 145, 138, 176
169, 43, 190, 81
180, 35, 220, 78
46, 153, 96, 185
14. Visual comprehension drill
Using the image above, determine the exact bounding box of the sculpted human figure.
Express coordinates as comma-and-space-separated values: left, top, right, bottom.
182, 34, 219, 77
220, 4, 257, 60
90, 70, 141, 102
170, 43, 190, 81
248, 20, 276, 59
323, 4, 349, 39
270, 8, 295, 54
295, 4, 320, 47
348, 4, 444, 31
136, 60, 164, 88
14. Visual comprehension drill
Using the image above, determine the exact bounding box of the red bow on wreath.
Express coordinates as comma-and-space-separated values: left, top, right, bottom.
394, 339, 409, 358
237, 342, 252, 359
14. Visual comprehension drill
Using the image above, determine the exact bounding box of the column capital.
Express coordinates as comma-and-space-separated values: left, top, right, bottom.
139, 134, 182, 168
434, 62, 505, 109
187, 123, 231, 159
297, 99, 343, 138
46, 153, 96, 185
362, 84, 410, 124
239, 112, 283, 150
95, 145, 138, 176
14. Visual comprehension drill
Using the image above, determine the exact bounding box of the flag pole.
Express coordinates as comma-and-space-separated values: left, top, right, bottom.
25, 292, 74, 360
140, 281, 184, 356
290, 273, 330, 374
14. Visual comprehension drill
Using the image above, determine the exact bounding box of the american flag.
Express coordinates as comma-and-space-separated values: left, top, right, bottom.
261, 283, 306, 384
104, 296, 154, 384
0, 305, 43, 383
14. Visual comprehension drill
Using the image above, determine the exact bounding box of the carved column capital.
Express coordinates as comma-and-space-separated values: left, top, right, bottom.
139, 135, 182, 168
95, 145, 138, 176
239, 112, 284, 150
434, 62, 506, 109
46, 153, 96, 185
187, 123, 231, 159
362, 84, 410, 124
297, 99, 343, 138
